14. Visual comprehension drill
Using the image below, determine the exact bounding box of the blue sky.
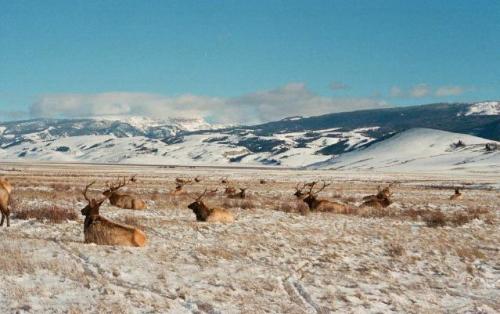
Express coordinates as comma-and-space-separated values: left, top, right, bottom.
1, 0, 499, 123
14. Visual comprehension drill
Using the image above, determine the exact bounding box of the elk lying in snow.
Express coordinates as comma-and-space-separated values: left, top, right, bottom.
300, 181, 352, 214
102, 176, 146, 210
82, 182, 147, 247
361, 184, 393, 208
188, 189, 234, 223
171, 179, 192, 195
220, 177, 229, 185
0, 177, 13, 227
228, 188, 247, 199
259, 179, 267, 184
176, 177, 192, 185
450, 188, 462, 201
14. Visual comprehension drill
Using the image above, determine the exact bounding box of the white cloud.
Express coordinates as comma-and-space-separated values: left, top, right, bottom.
30, 83, 390, 125
434, 86, 467, 97
390, 84, 469, 99
409, 84, 430, 98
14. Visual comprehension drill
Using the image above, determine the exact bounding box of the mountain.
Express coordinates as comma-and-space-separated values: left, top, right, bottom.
0, 101, 498, 168
310, 128, 499, 172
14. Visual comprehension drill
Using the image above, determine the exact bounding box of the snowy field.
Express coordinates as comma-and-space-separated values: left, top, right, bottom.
0, 162, 499, 313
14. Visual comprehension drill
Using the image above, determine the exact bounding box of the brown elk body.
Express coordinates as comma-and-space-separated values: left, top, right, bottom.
0, 178, 12, 227
361, 184, 393, 208
301, 181, 352, 214
188, 189, 234, 223
228, 188, 247, 199
102, 177, 146, 210
82, 182, 147, 247
450, 188, 462, 201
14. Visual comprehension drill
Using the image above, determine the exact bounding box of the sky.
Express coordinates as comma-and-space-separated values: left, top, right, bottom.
1, 0, 499, 124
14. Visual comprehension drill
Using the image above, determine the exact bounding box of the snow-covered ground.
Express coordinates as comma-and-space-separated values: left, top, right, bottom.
313, 128, 500, 172
0, 163, 498, 313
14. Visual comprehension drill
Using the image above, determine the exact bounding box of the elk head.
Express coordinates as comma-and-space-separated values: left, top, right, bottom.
220, 177, 229, 185
260, 179, 267, 184
294, 182, 314, 199
187, 188, 217, 221
376, 184, 393, 199
302, 181, 331, 209
82, 181, 108, 218
194, 176, 202, 183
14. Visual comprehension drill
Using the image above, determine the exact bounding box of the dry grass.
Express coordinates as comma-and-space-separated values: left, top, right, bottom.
117, 215, 145, 229
14, 205, 79, 223
0, 243, 35, 275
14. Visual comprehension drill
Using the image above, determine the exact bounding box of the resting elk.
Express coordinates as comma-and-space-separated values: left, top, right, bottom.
188, 189, 234, 223
361, 184, 393, 208
0, 177, 13, 227
228, 188, 247, 199
102, 176, 146, 210
294, 182, 314, 199
81, 182, 147, 247
450, 188, 462, 201
301, 181, 352, 214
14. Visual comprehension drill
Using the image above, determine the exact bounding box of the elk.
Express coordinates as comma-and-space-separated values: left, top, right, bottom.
176, 177, 192, 185
259, 179, 267, 185
194, 176, 202, 183
81, 182, 147, 247
228, 188, 247, 199
187, 189, 234, 223
361, 184, 393, 208
301, 181, 352, 214
220, 177, 229, 185
170, 180, 192, 195
294, 182, 314, 199
0, 177, 13, 227
102, 176, 146, 210
450, 188, 462, 201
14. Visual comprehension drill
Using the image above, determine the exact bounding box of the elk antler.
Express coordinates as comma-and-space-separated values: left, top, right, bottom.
106, 176, 129, 192
309, 181, 331, 196
83, 181, 96, 203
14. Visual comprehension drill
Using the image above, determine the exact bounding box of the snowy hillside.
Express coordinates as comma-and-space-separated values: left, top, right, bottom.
312, 128, 499, 172
0, 127, 378, 167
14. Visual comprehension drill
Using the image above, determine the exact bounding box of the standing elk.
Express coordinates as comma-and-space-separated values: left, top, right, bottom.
450, 188, 462, 201
187, 188, 234, 223
81, 182, 147, 247
0, 177, 13, 227
301, 181, 352, 214
361, 184, 393, 208
102, 176, 146, 210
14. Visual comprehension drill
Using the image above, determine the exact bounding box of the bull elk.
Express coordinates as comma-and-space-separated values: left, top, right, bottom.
187, 189, 234, 223
171, 179, 192, 195
81, 182, 147, 247
361, 184, 393, 208
0, 177, 13, 227
102, 176, 146, 210
294, 182, 314, 199
301, 181, 352, 214
450, 188, 462, 201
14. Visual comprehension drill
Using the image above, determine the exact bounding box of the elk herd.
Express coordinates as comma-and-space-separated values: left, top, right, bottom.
0, 174, 467, 248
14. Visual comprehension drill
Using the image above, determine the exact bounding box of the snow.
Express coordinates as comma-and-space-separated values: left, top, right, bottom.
464, 101, 500, 116
312, 128, 500, 172
0, 164, 498, 313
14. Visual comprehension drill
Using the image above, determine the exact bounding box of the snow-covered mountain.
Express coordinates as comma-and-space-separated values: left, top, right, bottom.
0, 101, 498, 169
311, 128, 499, 172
